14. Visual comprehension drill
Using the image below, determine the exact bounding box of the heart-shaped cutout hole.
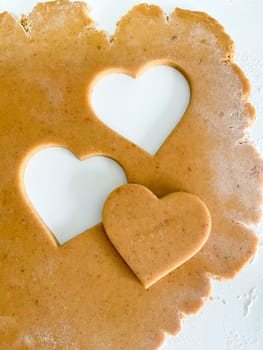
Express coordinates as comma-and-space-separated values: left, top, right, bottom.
103, 184, 211, 288
23, 147, 127, 245
91, 65, 190, 155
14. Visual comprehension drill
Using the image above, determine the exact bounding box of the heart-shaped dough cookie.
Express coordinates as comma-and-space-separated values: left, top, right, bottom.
103, 184, 211, 288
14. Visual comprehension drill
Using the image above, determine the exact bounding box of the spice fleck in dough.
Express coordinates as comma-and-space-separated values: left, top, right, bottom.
0, 1, 262, 349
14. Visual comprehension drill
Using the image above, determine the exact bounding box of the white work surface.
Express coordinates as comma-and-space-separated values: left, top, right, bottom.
1, 1, 263, 349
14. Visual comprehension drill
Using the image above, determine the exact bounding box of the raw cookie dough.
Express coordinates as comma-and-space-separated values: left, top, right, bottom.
0, 1, 262, 349
103, 184, 211, 288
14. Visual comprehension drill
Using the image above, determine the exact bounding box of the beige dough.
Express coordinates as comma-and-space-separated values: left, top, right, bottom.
103, 184, 211, 288
0, 1, 262, 349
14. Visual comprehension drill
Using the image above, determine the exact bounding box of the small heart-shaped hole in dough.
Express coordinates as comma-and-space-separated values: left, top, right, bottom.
91, 65, 190, 155
23, 147, 127, 245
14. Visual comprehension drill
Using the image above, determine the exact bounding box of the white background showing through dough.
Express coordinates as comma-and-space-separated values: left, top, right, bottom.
1, 0, 263, 349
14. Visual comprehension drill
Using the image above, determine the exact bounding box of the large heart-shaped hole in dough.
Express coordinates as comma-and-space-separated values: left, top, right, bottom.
91, 65, 190, 155
23, 147, 127, 245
